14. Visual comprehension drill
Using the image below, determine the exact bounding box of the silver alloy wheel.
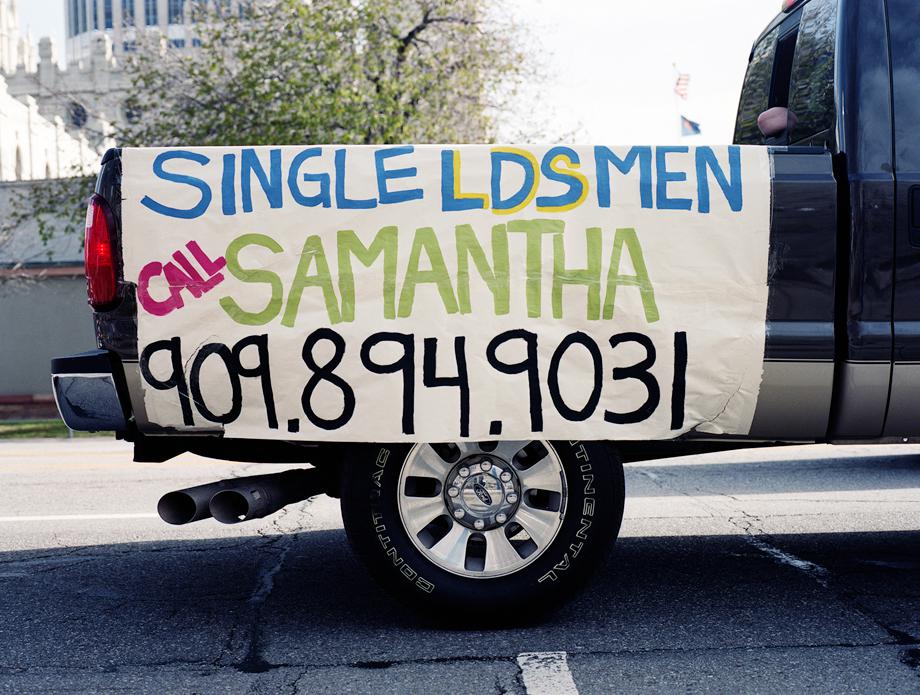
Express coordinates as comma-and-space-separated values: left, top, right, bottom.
397, 441, 567, 578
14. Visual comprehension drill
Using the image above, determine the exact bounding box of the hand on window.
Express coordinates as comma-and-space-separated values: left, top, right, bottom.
758, 107, 799, 139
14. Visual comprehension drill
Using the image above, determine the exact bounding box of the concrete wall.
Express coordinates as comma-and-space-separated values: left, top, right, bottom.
1, 180, 96, 398
0, 275, 96, 396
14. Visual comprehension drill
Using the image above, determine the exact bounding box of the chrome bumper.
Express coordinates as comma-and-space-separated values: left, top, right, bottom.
51, 350, 128, 432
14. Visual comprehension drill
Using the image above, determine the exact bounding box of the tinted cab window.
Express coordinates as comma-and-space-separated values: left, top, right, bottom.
888, 0, 920, 170
735, 28, 778, 144
734, 0, 838, 147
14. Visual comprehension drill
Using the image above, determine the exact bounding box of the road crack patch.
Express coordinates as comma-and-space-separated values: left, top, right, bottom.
634, 462, 920, 678
224, 501, 313, 674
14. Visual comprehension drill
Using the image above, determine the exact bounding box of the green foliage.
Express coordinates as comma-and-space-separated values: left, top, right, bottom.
121, 0, 526, 147
0, 419, 111, 439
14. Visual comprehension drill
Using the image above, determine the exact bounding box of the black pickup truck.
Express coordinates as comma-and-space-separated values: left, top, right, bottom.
50, 0, 918, 615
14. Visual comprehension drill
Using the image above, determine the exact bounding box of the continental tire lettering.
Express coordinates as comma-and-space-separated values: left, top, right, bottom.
370, 479, 436, 592
373, 447, 390, 488
538, 570, 558, 584
545, 452, 596, 583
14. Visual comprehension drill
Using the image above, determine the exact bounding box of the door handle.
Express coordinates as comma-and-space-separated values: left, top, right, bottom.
910, 185, 920, 247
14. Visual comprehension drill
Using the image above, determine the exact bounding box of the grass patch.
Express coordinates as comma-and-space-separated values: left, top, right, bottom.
0, 419, 112, 439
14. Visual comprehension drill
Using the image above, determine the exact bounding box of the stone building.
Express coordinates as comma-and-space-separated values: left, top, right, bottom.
0, 0, 99, 182
2, 0, 249, 176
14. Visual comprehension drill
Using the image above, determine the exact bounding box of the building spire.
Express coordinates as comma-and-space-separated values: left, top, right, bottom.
0, 0, 21, 74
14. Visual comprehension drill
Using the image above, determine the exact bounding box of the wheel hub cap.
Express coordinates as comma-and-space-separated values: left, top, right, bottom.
397, 441, 568, 578
446, 455, 520, 531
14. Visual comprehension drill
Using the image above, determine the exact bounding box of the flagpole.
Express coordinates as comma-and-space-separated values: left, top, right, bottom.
673, 63, 682, 140
672, 64, 699, 140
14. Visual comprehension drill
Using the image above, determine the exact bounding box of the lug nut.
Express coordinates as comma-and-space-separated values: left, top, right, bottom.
473, 519, 485, 530
480, 461, 491, 472
448, 486, 460, 498
500, 471, 512, 482
453, 509, 465, 519
496, 513, 507, 524
458, 467, 470, 478
506, 493, 518, 504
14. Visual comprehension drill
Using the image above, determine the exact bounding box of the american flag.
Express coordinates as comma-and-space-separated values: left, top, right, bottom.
674, 72, 691, 100
681, 116, 702, 136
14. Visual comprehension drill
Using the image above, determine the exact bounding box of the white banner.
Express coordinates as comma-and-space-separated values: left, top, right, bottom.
121, 144, 771, 442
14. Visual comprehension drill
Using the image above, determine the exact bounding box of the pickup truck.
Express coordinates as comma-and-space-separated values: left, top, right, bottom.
50, 0, 918, 617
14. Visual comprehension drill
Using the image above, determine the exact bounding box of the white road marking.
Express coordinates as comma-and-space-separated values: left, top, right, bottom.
517, 651, 579, 695
0, 513, 159, 522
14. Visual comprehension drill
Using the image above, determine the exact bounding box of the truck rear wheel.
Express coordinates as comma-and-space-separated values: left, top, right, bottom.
340, 440, 624, 621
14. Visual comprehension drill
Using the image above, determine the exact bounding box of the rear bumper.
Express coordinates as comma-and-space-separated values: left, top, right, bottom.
51, 350, 129, 432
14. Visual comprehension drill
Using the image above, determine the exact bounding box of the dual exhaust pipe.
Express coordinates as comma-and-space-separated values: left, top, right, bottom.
158, 468, 322, 525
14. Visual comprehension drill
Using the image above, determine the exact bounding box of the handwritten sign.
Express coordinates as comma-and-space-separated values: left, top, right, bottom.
122, 145, 771, 442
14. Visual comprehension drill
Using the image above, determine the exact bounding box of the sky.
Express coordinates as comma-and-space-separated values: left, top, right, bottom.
18, 0, 782, 144
16, 1, 66, 63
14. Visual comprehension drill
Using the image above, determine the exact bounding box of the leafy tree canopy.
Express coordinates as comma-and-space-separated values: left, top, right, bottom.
125, 0, 525, 146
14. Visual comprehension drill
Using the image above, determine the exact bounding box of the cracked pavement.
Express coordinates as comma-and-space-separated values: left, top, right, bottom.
0, 438, 918, 693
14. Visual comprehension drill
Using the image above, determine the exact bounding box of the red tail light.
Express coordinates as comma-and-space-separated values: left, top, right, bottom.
84, 195, 117, 309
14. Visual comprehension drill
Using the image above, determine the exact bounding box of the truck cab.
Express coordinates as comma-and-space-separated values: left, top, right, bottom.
738, 0, 920, 442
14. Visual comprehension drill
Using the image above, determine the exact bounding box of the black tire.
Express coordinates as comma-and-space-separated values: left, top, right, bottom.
340, 440, 625, 621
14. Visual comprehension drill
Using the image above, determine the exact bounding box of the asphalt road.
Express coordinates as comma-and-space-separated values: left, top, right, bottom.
0, 439, 918, 694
